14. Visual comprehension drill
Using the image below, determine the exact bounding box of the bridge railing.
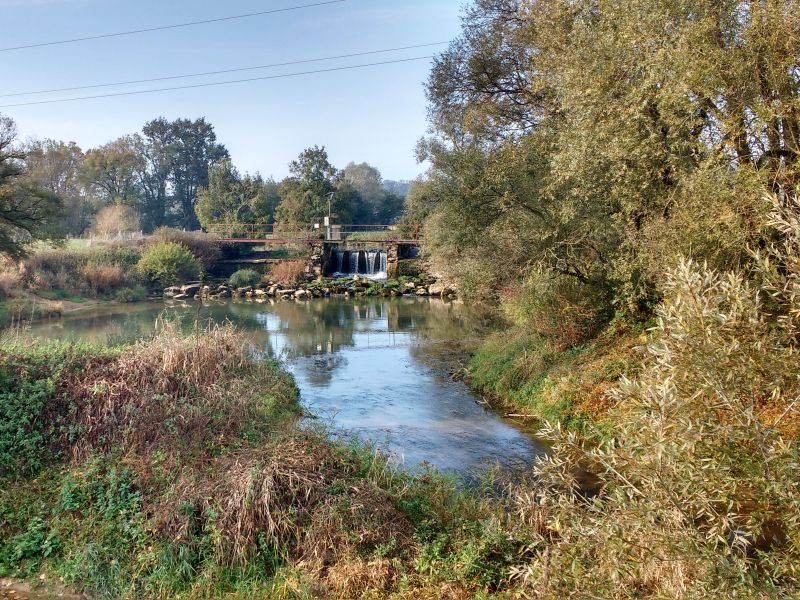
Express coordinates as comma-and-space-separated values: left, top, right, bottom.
205, 223, 422, 242
205, 224, 317, 241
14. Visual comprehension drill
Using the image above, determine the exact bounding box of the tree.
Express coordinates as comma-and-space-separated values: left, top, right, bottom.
168, 118, 229, 230
275, 146, 349, 226
343, 162, 404, 224
0, 115, 63, 258
195, 160, 277, 229
25, 140, 86, 235
419, 0, 800, 310
91, 204, 140, 239
137, 119, 177, 231
80, 136, 144, 207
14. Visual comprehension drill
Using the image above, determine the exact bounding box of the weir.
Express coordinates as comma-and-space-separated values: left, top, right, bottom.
332, 249, 389, 279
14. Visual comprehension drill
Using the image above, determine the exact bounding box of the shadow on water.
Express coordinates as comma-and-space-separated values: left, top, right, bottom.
25, 297, 548, 476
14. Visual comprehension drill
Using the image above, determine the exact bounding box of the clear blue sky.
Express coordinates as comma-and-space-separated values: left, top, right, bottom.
1, 0, 463, 181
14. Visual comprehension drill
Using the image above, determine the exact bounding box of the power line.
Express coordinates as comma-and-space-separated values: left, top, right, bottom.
0, 0, 346, 53
0, 56, 435, 108
0, 42, 448, 98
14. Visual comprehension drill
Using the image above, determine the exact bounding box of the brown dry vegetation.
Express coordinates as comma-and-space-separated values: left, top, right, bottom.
270, 260, 307, 285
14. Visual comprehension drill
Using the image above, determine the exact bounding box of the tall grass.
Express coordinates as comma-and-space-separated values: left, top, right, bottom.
270, 260, 307, 285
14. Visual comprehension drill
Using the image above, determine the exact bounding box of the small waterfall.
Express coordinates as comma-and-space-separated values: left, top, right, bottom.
332, 248, 388, 280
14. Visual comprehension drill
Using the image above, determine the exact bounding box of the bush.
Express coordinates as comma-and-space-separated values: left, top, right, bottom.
137, 242, 201, 288
114, 286, 147, 303
519, 199, 800, 598
270, 260, 307, 285
150, 228, 221, 268
228, 269, 262, 288
80, 264, 125, 295
0, 270, 18, 300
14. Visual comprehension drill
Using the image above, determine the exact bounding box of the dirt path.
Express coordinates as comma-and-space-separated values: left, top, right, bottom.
1, 579, 84, 600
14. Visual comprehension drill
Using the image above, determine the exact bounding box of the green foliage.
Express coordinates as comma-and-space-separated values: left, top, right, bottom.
228, 269, 262, 288
419, 0, 798, 315
0, 363, 55, 477
196, 160, 279, 230
0, 115, 65, 259
137, 242, 202, 288
114, 285, 147, 303
150, 227, 221, 268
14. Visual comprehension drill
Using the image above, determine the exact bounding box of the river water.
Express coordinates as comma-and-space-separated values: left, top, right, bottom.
25, 297, 546, 474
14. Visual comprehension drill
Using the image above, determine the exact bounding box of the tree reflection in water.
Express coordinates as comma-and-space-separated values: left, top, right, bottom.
26, 297, 543, 473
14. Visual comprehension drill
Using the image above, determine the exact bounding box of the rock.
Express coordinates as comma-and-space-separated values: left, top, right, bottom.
173, 293, 190, 300
267, 285, 279, 296
415, 287, 429, 296
254, 289, 267, 297
428, 283, 446, 296
218, 289, 231, 299
401, 282, 416, 292
237, 286, 253, 294
181, 284, 201, 298
294, 289, 310, 300
277, 289, 296, 296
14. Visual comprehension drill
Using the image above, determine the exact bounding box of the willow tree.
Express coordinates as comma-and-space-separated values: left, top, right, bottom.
421, 0, 800, 310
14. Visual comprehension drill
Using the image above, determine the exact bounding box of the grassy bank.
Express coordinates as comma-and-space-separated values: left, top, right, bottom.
467, 319, 645, 436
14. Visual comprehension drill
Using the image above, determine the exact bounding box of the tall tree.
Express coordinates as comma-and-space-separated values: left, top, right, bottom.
275, 146, 351, 225
343, 162, 404, 223
168, 118, 228, 229
136, 118, 177, 231
420, 0, 800, 308
195, 160, 278, 229
80, 136, 144, 207
25, 140, 86, 235
0, 116, 63, 258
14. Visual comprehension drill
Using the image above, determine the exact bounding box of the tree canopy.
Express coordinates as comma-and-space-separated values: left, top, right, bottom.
417, 0, 800, 310
0, 115, 64, 259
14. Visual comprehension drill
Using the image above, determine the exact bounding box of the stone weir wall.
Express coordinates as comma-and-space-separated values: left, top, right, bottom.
320, 241, 420, 279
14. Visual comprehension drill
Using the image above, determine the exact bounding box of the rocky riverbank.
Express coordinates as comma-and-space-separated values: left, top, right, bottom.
164, 276, 458, 302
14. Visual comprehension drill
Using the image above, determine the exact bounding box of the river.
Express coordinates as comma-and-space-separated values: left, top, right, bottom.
25, 297, 546, 475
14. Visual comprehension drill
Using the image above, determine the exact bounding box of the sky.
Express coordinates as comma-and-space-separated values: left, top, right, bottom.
0, 0, 464, 181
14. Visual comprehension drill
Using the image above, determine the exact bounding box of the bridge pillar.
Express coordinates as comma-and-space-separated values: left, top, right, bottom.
387, 242, 399, 279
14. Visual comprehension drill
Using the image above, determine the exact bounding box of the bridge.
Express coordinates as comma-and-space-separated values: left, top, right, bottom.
205, 224, 422, 244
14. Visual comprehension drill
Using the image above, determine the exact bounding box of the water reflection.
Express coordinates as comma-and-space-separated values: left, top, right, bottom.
25, 298, 547, 474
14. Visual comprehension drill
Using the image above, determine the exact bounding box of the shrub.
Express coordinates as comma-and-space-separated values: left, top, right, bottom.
270, 260, 307, 285
114, 286, 147, 303
228, 269, 262, 288
0, 271, 18, 300
518, 198, 800, 598
150, 228, 222, 268
80, 264, 125, 295
137, 242, 201, 288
